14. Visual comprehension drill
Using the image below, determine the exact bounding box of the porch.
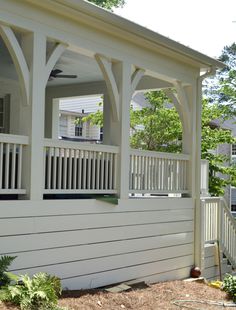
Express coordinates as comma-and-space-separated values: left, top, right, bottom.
0, 0, 226, 290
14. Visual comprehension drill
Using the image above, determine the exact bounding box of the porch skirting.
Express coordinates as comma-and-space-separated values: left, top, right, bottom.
0, 198, 194, 289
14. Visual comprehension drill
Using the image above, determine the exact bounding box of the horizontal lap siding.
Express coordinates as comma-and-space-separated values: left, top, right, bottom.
0, 198, 194, 289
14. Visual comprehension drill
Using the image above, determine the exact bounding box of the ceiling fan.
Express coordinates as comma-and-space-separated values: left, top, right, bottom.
49, 69, 77, 80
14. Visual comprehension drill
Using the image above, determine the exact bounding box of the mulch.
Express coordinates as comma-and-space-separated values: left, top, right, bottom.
0, 280, 234, 310
59, 280, 234, 310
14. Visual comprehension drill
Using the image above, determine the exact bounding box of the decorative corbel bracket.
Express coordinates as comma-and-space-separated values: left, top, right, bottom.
95, 54, 120, 122
44, 42, 68, 87
174, 81, 191, 133
131, 68, 145, 95
164, 88, 190, 136
0, 25, 30, 105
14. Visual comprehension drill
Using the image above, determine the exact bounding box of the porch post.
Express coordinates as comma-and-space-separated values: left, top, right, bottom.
21, 32, 47, 200
103, 62, 132, 199
193, 79, 203, 269
114, 62, 132, 199
96, 56, 132, 199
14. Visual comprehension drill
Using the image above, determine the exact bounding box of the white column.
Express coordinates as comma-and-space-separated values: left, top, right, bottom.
21, 32, 47, 200
193, 78, 203, 269
102, 62, 132, 199
114, 62, 132, 199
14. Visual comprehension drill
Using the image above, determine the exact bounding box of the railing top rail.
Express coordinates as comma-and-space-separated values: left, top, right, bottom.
201, 197, 221, 202
130, 148, 190, 160
44, 139, 119, 154
0, 134, 29, 145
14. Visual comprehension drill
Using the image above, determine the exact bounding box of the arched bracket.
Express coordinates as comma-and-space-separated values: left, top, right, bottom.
0, 25, 30, 105
174, 81, 191, 132
44, 42, 67, 87
164, 88, 190, 136
131, 68, 145, 95
95, 54, 119, 122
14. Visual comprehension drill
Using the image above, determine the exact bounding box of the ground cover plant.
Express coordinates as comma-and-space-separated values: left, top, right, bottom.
0, 256, 17, 287
0, 272, 65, 310
222, 274, 236, 302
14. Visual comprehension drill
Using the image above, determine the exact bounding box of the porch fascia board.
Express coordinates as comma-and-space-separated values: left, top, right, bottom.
22, 0, 224, 71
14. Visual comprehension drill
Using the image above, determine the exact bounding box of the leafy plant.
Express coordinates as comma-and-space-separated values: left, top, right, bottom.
88, 0, 125, 10
222, 274, 236, 302
0, 255, 17, 287
0, 272, 64, 310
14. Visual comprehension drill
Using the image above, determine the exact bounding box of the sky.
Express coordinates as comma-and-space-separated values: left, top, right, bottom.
114, 0, 236, 58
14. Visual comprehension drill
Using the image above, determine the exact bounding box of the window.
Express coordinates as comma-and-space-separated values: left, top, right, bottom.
100, 127, 103, 141
59, 114, 67, 137
75, 117, 83, 137
232, 144, 236, 156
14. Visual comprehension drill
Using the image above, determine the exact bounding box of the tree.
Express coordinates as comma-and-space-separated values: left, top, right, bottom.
130, 91, 182, 153
82, 89, 236, 196
88, 0, 125, 10
203, 43, 236, 195
201, 100, 236, 196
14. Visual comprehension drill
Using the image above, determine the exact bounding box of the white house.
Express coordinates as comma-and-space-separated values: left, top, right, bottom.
57, 93, 147, 141
59, 95, 103, 141
0, 0, 235, 289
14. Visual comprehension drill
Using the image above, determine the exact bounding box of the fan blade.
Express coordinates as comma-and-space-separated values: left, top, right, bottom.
50, 69, 62, 77
54, 74, 77, 78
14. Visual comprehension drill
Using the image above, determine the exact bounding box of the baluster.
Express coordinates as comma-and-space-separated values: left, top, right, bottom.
5, 143, 10, 189
17, 144, 23, 189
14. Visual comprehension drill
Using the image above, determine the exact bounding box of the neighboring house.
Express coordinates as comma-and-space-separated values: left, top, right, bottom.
223, 118, 236, 214
59, 95, 103, 141
0, 0, 235, 290
58, 93, 147, 141
211, 118, 236, 214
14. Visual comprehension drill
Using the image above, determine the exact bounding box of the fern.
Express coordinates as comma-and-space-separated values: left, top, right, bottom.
0, 272, 64, 310
0, 256, 17, 286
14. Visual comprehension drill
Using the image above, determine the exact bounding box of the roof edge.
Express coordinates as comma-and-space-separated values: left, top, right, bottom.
24, 0, 225, 69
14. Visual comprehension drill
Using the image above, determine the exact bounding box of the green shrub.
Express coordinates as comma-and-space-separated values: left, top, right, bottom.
0, 272, 64, 310
222, 274, 236, 302
0, 256, 17, 287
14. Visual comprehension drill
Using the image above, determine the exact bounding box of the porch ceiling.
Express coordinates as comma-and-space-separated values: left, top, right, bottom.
47, 50, 104, 86
0, 37, 104, 86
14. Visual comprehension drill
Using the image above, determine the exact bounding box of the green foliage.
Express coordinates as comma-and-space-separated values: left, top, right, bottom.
130, 91, 182, 152
81, 102, 103, 127
88, 0, 125, 10
0, 256, 17, 287
201, 99, 236, 196
0, 272, 63, 310
203, 43, 236, 196
222, 274, 236, 302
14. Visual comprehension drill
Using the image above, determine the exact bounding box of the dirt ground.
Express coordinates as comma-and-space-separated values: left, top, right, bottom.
0, 280, 234, 310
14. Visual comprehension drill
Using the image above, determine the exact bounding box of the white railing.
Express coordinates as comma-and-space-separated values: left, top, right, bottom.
201, 197, 220, 243
44, 139, 119, 194
201, 197, 236, 268
0, 134, 28, 194
129, 149, 190, 194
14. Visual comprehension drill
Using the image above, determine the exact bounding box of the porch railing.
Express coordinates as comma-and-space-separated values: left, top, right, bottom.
44, 139, 119, 194
201, 197, 236, 268
129, 149, 190, 194
0, 134, 28, 194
